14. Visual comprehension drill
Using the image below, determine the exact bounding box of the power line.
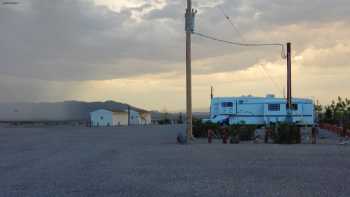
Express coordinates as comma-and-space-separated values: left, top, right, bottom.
192, 31, 287, 59
217, 6, 246, 42
257, 64, 284, 96
215, 6, 286, 96
193, 30, 286, 96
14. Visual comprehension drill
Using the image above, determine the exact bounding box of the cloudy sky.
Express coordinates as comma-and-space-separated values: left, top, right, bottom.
0, 0, 349, 111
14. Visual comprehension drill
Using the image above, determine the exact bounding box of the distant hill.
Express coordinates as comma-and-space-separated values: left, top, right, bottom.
0, 101, 147, 121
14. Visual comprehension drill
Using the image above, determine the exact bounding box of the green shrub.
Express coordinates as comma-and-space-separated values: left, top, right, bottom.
272, 123, 301, 144
193, 119, 220, 138
238, 125, 256, 141
193, 119, 257, 141
158, 118, 171, 125
344, 122, 350, 130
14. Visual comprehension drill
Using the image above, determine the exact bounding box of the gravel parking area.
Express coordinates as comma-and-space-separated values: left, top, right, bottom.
0, 125, 350, 197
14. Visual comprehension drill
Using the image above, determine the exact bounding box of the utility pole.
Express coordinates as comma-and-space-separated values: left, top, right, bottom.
286, 42, 292, 123
185, 0, 196, 142
127, 105, 131, 126
209, 86, 213, 118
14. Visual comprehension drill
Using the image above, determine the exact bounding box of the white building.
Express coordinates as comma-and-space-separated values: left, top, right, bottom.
205, 95, 314, 126
132, 110, 152, 125
90, 109, 152, 127
90, 109, 128, 127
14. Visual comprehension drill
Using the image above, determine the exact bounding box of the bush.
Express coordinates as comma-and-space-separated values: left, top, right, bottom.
226, 125, 256, 141
158, 118, 171, 125
237, 125, 256, 141
272, 123, 301, 144
344, 122, 350, 130
193, 120, 256, 141
193, 119, 220, 138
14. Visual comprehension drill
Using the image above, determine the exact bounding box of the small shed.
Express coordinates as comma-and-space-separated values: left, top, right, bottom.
90, 109, 128, 127
128, 110, 151, 125
129, 110, 141, 125
140, 110, 152, 125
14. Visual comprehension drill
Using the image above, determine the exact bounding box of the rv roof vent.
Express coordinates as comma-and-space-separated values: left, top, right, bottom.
266, 94, 275, 98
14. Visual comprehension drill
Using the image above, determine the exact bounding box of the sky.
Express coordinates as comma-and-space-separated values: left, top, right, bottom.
0, 0, 349, 111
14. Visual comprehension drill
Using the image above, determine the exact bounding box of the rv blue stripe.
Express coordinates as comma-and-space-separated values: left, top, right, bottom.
234, 102, 312, 105
220, 115, 313, 117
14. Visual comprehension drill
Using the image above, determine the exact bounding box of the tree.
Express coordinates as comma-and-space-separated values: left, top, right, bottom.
321, 97, 350, 126
314, 100, 323, 122
324, 106, 333, 123
159, 108, 171, 125
177, 113, 184, 124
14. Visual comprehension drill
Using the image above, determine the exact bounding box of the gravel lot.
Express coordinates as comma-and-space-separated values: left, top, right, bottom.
0, 125, 350, 197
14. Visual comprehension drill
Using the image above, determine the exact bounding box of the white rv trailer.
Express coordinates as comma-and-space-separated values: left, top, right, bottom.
206, 95, 314, 126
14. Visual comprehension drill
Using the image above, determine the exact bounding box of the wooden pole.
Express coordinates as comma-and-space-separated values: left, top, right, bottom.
128, 105, 130, 126
286, 42, 292, 123
185, 0, 193, 142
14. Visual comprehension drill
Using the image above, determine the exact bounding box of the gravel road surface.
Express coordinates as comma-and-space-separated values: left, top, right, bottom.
0, 125, 349, 197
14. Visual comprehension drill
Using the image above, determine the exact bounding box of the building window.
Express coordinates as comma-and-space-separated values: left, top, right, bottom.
221, 102, 233, 108
286, 104, 298, 110
268, 104, 280, 111
100, 116, 104, 120
239, 100, 244, 104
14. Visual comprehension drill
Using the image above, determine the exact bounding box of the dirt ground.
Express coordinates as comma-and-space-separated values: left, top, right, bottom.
0, 125, 349, 197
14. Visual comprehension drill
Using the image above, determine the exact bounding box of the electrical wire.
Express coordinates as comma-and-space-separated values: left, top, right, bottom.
257, 64, 284, 96
217, 5, 246, 42
192, 31, 287, 59
193, 7, 288, 95
216, 6, 286, 96
192, 31, 286, 96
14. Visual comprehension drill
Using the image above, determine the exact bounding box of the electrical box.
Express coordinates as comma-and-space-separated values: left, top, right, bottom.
185, 10, 196, 32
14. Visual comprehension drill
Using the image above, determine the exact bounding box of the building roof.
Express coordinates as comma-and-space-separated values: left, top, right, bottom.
91, 109, 150, 114
0, 101, 149, 121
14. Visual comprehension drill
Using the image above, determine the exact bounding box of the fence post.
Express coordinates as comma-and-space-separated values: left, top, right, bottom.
222, 127, 228, 144
208, 129, 213, 144
311, 127, 317, 144
264, 128, 270, 143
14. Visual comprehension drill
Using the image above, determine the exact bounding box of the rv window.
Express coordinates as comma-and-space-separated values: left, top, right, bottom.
268, 104, 280, 111
221, 102, 233, 108
286, 104, 298, 110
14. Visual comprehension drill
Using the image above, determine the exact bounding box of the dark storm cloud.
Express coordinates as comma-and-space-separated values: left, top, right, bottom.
248, 0, 350, 25
145, 1, 183, 20
0, 0, 350, 82
0, 0, 184, 81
